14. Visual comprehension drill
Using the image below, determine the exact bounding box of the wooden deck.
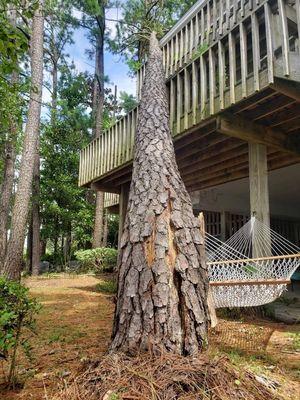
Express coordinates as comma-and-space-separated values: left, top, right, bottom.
79, 0, 300, 204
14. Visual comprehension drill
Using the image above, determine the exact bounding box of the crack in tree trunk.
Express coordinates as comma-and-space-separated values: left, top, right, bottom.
110, 32, 209, 356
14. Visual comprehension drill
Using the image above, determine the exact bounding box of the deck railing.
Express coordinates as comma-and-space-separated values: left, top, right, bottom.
79, 0, 300, 187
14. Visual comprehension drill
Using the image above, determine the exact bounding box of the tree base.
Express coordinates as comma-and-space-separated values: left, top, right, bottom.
53, 352, 280, 400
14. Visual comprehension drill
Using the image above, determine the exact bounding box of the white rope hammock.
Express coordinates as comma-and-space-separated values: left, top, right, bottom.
205, 217, 300, 308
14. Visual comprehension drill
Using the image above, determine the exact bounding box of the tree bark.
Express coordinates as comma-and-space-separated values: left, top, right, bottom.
0, 8, 18, 266
93, 191, 104, 248
110, 33, 209, 356
31, 139, 40, 276
2, 0, 44, 280
102, 209, 108, 247
92, 4, 106, 248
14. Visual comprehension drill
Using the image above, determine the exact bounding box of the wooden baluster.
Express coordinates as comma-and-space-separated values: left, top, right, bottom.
207, 2, 211, 42
185, 25, 189, 64
106, 129, 111, 171
226, 0, 230, 30
96, 137, 100, 177
175, 33, 179, 69
102, 130, 108, 174
184, 68, 190, 130
240, 22, 248, 98
87, 143, 91, 182
79, 149, 83, 185
233, 0, 237, 24
229, 32, 236, 104
192, 61, 198, 125
200, 54, 207, 119
278, 0, 290, 76
170, 78, 175, 132
251, 12, 260, 91
176, 73, 182, 134
180, 30, 184, 67
195, 12, 200, 48
123, 117, 127, 163
209, 48, 216, 114
131, 110, 135, 156
296, 0, 300, 52
264, 2, 274, 84
100, 134, 104, 176
166, 42, 170, 77
241, 0, 245, 17
219, 0, 223, 35
218, 40, 225, 110
249, 0, 253, 11
201, 8, 205, 45
170, 36, 174, 75
126, 113, 131, 161
190, 19, 194, 57
212, 0, 217, 40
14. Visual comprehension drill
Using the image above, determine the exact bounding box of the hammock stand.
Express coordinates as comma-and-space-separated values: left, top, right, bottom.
203, 217, 300, 308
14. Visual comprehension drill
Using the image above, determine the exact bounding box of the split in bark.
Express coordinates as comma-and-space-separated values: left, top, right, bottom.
111, 32, 210, 356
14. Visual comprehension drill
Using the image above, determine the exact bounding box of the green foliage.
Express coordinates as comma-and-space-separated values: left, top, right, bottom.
0, 277, 40, 387
95, 279, 117, 294
119, 91, 138, 113
108, 0, 197, 70
75, 247, 118, 273
192, 42, 209, 60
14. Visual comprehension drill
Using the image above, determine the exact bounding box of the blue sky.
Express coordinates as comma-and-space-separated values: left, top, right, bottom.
67, 7, 136, 97
42, 7, 136, 111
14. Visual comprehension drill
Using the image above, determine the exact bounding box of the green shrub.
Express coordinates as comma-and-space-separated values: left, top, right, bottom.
95, 279, 117, 294
75, 247, 118, 273
0, 277, 40, 387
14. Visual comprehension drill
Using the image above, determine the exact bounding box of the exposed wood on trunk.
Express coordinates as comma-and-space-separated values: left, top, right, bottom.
2, 0, 44, 280
111, 33, 209, 356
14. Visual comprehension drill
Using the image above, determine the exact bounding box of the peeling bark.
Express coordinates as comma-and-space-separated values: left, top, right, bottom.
110, 33, 210, 356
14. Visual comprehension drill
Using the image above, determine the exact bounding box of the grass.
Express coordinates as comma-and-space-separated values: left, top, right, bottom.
47, 326, 85, 344
95, 279, 117, 294
285, 332, 300, 352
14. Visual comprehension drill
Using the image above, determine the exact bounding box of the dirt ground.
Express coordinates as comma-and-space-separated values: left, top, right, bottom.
0, 274, 299, 400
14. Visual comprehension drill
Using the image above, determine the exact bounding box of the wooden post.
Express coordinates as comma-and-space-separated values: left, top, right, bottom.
248, 143, 271, 257
118, 183, 130, 251
199, 212, 218, 328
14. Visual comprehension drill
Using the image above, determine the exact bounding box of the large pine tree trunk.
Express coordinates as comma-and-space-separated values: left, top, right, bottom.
111, 33, 209, 356
92, 6, 106, 248
0, 8, 18, 266
2, 0, 44, 280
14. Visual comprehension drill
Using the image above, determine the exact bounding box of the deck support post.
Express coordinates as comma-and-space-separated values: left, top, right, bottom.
248, 143, 271, 257
118, 183, 130, 251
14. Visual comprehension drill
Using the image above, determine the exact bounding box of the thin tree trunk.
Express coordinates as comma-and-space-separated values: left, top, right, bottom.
0, 140, 16, 265
102, 209, 108, 247
111, 33, 210, 356
2, 1, 44, 280
26, 215, 33, 273
92, 5, 106, 248
93, 192, 104, 248
0, 8, 18, 266
31, 139, 40, 276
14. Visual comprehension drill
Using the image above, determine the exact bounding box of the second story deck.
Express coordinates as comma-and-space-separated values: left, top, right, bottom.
79, 0, 300, 198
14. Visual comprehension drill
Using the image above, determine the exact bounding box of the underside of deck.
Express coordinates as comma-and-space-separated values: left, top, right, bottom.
91, 77, 300, 195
